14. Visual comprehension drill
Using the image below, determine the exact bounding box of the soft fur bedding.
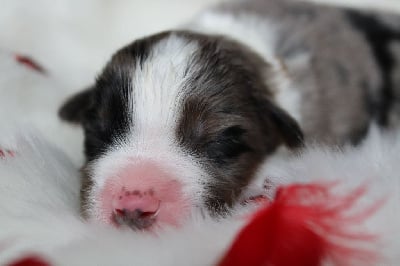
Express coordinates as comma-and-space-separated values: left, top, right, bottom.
1, 122, 400, 265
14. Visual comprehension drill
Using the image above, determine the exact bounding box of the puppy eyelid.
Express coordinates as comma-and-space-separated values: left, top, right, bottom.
206, 125, 251, 164
218, 125, 247, 139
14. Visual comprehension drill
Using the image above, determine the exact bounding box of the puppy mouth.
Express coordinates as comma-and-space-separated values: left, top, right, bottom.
112, 201, 161, 231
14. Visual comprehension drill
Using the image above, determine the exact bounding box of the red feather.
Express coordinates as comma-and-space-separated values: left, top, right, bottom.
8, 256, 50, 266
0, 149, 14, 158
218, 183, 383, 266
14, 55, 46, 74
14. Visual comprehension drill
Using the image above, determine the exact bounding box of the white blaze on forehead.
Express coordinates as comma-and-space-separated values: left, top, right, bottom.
93, 34, 202, 186
131, 34, 199, 138
86, 35, 209, 220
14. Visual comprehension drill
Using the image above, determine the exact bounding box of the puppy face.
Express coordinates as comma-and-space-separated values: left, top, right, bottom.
60, 31, 303, 230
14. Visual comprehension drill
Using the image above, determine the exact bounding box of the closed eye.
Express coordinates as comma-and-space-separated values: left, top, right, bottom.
206, 126, 252, 165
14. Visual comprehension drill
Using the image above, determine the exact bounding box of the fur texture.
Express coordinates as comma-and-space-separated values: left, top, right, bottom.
0, 51, 84, 165
1, 126, 400, 265
251, 126, 400, 265
0, 129, 82, 263
59, 30, 304, 226
0, 129, 244, 265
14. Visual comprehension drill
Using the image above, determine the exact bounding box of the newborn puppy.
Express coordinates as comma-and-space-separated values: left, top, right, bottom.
59, 0, 400, 230
60, 31, 303, 230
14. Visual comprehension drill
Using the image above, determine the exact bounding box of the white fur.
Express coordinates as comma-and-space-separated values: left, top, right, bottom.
0, 51, 84, 166
2, 125, 400, 265
87, 36, 210, 221
132, 35, 198, 132
0, 129, 243, 265
247, 126, 400, 264
0, 128, 83, 262
44, 216, 243, 266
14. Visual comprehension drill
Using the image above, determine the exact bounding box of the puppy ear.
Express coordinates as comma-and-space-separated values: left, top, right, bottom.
59, 86, 94, 123
260, 98, 304, 149
267, 102, 304, 148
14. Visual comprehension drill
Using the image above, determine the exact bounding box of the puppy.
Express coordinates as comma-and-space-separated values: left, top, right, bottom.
59, 0, 400, 230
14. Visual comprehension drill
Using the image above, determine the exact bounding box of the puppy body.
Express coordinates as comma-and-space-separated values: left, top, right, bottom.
189, 0, 400, 144
59, 0, 400, 229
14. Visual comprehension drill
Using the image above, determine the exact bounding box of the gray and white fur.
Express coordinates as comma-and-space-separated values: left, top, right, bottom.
190, 0, 400, 144
59, 0, 400, 228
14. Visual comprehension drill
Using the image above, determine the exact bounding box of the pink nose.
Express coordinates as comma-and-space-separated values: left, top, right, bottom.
99, 161, 188, 230
112, 188, 161, 230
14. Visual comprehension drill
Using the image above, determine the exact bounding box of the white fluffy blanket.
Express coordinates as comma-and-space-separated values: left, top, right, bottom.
1, 1, 400, 265
1, 118, 400, 265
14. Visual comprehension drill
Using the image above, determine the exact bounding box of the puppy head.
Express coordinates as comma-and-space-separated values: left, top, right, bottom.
59, 31, 303, 230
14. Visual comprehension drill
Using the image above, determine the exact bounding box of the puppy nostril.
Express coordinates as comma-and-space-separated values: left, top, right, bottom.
114, 208, 125, 216
113, 208, 156, 230
138, 210, 156, 219
113, 201, 161, 230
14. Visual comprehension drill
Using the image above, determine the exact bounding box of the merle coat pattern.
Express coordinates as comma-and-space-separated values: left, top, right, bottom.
59, 0, 400, 228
